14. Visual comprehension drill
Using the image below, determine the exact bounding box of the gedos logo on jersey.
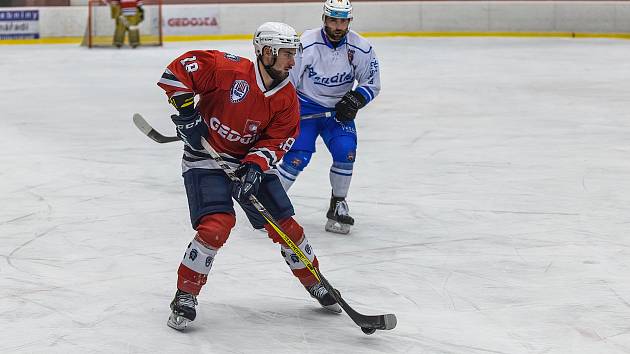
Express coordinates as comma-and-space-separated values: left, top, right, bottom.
209, 116, 259, 144
230, 80, 249, 103
306, 65, 353, 87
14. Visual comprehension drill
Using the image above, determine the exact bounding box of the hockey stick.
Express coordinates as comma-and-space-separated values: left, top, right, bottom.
301, 111, 333, 120
133, 114, 397, 334
133, 112, 334, 144
133, 113, 180, 143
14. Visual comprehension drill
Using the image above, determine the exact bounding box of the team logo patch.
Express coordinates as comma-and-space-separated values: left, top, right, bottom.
230, 80, 249, 103
224, 53, 241, 62
244, 119, 261, 134
347, 49, 355, 64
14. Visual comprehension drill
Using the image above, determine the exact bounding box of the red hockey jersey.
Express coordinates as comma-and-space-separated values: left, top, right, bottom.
112, 0, 142, 15
157, 50, 300, 172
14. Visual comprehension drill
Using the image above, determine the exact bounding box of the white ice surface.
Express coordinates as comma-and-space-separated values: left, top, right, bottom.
1, 37, 630, 354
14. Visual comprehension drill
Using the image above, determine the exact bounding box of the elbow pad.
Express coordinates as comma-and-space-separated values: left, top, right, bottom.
168, 92, 195, 116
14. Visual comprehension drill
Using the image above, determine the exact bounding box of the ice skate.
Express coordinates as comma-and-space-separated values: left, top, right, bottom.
167, 289, 198, 330
306, 282, 342, 313
325, 196, 354, 234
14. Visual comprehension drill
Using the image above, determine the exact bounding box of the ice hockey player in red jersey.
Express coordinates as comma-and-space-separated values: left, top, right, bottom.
157, 22, 341, 331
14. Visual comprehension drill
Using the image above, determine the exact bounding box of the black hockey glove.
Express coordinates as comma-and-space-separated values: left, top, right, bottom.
171, 111, 208, 151
232, 163, 263, 203
137, 6, 144, 22
334, 90, 367, 122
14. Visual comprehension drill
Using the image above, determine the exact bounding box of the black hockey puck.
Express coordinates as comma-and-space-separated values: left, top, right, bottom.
361, 327, 376, 335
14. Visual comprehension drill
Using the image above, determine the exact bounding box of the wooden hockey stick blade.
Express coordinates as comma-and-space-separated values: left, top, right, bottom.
133, 113, 180, 143
320, 275, 397, 332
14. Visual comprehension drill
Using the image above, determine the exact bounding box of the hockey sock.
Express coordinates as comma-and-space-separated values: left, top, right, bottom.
330, 161, 353, 198
277, 161, 300, 191
177, 237, 218, 295
280, 240, 320, 287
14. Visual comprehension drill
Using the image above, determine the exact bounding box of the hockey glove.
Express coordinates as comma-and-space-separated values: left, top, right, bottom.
171, 111, 209, 151
232, 163, 263, 203
137, 6, 144, 22
334, 90, 367, 122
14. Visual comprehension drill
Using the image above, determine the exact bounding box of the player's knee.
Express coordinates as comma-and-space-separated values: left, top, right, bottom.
265, 217, 304, 245
281, 150, 313, 172
196, 213, 236, 249
329, 137, 357, 163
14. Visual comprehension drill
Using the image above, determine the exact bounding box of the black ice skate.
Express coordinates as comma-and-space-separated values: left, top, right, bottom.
325, 195, 354, 234
167, 289, 198, 330
306, 282, 342, 313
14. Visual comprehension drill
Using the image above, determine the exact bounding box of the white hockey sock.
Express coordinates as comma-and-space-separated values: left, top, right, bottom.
277, 162, 301, 192
280, 239, 316, 271
181, 237, 218, 275
329, 162, 353, 198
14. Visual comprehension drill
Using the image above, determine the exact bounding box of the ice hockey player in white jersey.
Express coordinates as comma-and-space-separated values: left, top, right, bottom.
277, 0, 381, 234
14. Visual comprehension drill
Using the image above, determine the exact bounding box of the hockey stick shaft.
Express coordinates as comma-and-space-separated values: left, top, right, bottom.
199, 139, 396, 332
133, 112, 333, 143
301, 111, 333, 120
133, 114, 397, 332
199, 139, 321, 283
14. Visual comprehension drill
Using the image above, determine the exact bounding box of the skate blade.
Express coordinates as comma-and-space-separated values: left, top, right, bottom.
322, 303, 343, 314
167, 313, 191, 331
325, 219, 351, 234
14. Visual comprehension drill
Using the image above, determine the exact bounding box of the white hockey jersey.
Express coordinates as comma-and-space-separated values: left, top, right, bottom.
289, 28, 381, 116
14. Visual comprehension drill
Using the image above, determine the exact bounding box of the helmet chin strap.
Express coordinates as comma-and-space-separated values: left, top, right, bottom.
257, 55, 283, 87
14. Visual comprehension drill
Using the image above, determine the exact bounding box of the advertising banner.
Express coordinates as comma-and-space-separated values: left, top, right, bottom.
0, 10, 39, 40
162, 6, 219, 36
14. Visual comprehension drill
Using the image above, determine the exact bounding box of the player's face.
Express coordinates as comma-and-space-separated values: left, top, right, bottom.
274, 48, 297, 73
265, 48, 296, 81
324, 16, 351, 42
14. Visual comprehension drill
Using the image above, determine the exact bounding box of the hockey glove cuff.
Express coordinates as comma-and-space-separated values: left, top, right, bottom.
171, 111, 209, 151
232, 163, 263, 203
334, 90, 367, 122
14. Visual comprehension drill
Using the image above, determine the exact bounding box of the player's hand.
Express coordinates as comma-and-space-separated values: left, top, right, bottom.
232, 163, 263, 203
334, 90, 367, 122
171, 111, 208, 151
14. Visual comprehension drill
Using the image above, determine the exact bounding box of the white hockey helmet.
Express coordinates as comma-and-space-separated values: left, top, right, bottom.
253, 22, 301, 57
323, 0, 353, 19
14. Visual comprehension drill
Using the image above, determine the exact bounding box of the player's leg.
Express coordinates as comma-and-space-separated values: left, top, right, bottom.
256, 174, 341, 313
168, 168, 236, 330
127, 14, 141, 48
276, 118, 319, 191
113, 16, 125, 48
321, 119, 358, 234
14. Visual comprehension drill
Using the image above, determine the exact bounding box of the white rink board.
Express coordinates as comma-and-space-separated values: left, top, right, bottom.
6, 1, 630, 39
1, 37, 630, 353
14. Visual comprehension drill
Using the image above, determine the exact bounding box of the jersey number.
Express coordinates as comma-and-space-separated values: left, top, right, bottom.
180, 56, 198, 73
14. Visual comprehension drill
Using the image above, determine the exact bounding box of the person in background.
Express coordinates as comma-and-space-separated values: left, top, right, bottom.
277, 0, 381, 234
110, 0, 144, 48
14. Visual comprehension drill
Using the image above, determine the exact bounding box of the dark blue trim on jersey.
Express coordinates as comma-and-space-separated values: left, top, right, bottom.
320, 28, 347, 49
355, 86, 374, 104
297, 92, 334, 116
347, 43, 372, 54
314, 81, 354, 88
